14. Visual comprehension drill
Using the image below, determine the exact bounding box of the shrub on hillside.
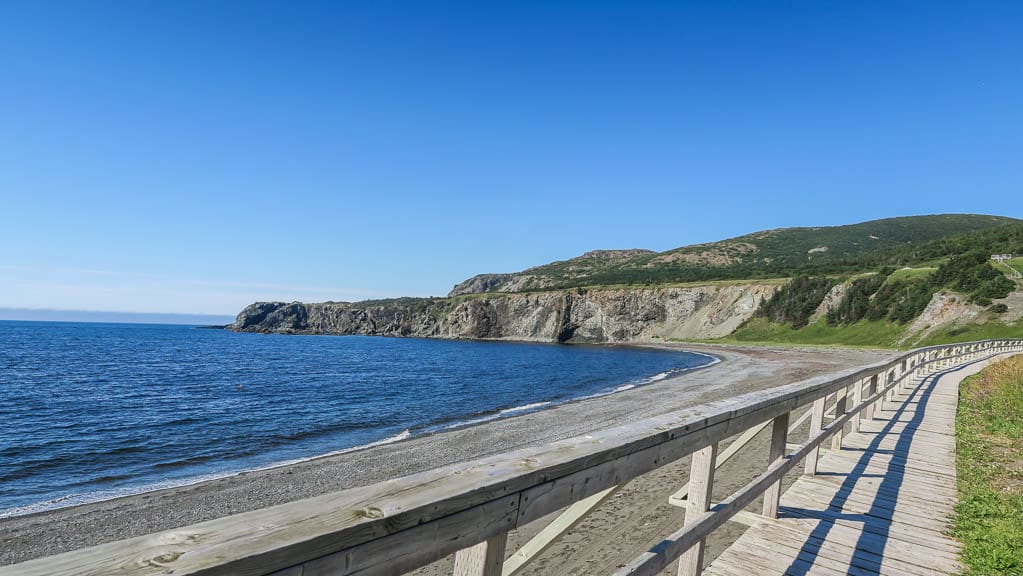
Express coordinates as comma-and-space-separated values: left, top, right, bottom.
826, 271, 889, 325
929, 251, 1015, 304
756, 276, 835, 328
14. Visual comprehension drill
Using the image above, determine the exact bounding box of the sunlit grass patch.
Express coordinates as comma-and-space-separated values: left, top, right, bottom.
953, 355, 1023, 575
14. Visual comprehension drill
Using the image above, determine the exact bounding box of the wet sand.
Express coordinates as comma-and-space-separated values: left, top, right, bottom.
0, 343, 893, 569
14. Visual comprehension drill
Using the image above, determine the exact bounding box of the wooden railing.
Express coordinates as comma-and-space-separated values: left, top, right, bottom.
3, 339, 1021, 576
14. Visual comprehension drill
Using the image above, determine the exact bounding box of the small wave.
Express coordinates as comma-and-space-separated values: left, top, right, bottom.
442, 414, 501, 430
499, 401, 551, 415
688, 351, 721, 366
245, 429, 415, 470
0, 494, 84, 518
89, 473, 133, 484
440, 401, 553, 431
343, 428, 412, 452
0, 470, 236, 519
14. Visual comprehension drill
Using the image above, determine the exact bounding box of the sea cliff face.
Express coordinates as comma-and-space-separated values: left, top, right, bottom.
229, 283, 779, 343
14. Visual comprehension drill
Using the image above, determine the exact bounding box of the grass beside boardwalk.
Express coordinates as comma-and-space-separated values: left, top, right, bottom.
953, 355, 1023, 576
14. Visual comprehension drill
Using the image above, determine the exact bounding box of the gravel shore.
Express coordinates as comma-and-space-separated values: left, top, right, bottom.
0, 343, 892, 569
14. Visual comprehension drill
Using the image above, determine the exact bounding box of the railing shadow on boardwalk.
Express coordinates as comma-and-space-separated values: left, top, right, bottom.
777, 362, 973, 575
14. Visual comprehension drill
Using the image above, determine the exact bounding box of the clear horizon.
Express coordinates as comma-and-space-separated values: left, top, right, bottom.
0, 307, 236, 325
3, 2, 1022, 315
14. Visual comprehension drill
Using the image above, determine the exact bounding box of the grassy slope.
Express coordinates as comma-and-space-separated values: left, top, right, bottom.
702, 317, 908, 348
714, 301, 1023, 350
886, 266, 936, 282
466, 215, 1020, 292
689, 214, 1016, 267
1008, 257, 1023, 275
953, 356, 1023, 575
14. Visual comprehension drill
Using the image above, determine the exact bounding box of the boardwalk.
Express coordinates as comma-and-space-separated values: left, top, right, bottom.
704, 359, 989, 576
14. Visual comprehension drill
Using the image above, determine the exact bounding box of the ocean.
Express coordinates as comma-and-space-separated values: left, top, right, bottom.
0, 321, 712, 517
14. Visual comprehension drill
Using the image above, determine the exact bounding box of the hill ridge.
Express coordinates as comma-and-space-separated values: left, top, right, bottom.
449, 214, 1020, 296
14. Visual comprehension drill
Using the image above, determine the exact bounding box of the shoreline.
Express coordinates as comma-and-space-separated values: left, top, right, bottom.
0, 345, 719, 521
0, 343, 892, 567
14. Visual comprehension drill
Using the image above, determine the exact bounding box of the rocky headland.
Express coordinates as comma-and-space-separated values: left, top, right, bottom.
229, 283, 780, 343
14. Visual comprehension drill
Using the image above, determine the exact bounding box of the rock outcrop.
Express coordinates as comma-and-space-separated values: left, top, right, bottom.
901, 289, 1023, 343
230, 283, 778, 344
448, 249, 656, 296
448, 273, 553, 297
809, 281, 851, 323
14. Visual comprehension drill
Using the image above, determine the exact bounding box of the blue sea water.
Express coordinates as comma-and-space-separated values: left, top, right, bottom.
0, 321, 712, 516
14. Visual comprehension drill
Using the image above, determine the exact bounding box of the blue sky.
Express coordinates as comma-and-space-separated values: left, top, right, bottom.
1, 1, 1021, 316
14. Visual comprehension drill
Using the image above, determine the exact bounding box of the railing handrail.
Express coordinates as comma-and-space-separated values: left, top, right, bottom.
3, 339, 1021, 576
616, 338, 1017, 575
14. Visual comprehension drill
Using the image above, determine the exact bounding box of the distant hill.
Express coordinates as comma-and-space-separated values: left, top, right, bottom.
450, 214, 1021, 295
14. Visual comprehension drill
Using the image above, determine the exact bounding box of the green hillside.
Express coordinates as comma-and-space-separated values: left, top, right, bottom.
453, 214, 1020, 294
715, 220, 1023, 349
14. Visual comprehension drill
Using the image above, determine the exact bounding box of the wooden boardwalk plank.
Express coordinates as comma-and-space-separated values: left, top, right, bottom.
704, 362, 976, 576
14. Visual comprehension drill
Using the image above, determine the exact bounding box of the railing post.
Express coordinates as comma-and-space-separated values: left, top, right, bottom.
898, 359, 908, 392
850, 378, 863, 433
804, 396, 826, 476
453, 535, 509, 576
763, 413, 790, 518
831, 387, 848, 450
882, 370, 894, 410
678, 443, 718, 576
864, 373, 878, 420
904, 359, 915, 392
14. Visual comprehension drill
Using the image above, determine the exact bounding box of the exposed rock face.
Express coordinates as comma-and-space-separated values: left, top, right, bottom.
995, 291, 1023, 323
231, 284, 779, 343
902, 289, 1023, 343
810, 281, 851, 323
902, 291, 984, 342
448, 273, 553, 297
579, 249, 656, 260
647, 242, 756, 267
447, 249, 655, 297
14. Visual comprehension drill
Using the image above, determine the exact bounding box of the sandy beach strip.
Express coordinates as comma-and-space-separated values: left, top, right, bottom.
0, 343, 892, 568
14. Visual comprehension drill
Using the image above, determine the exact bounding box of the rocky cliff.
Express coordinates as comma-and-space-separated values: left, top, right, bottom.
230, 283, 779, 343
